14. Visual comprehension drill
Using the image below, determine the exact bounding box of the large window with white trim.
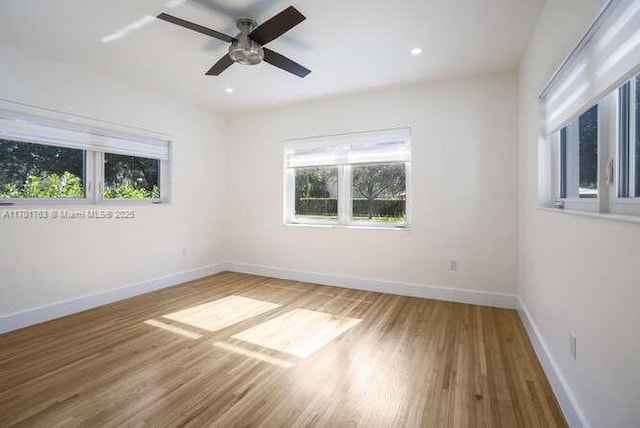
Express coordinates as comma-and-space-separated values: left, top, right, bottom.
284, 129, 410, 228
540, 0, 640, 217
0, 102, 170, 204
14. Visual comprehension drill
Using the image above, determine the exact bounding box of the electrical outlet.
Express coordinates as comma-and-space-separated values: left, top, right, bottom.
449, 259, 458, 272
181, 247, 188, 258
569, 333, 577, 360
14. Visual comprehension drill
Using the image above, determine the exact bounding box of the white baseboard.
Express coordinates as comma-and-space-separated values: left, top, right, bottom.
0, 261, 516, 334
0, 263, 226, 334
223, 261, 519, 309
517, 298, 589, 428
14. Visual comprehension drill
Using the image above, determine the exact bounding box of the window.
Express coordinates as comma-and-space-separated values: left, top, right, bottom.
0, 101, 170, 204
284, 129, 410, 228
540, 0, 640, 217
547, 74, 640, 215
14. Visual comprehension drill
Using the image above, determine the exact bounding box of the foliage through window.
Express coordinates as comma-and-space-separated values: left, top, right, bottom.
284, 129, 410, 228
0, 139, 85, 199
294, 167, 338, 219
104, 153, 160, 199
351, 163, 405, 222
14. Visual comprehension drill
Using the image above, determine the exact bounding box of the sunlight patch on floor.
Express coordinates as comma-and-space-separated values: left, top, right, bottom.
144, 319, 202, 339
162, 295, 281, 332
232, 308, 361, 358
213, 341, 294, 368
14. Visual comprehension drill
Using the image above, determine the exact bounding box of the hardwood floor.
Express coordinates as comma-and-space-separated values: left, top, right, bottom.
0, 272, 566, 427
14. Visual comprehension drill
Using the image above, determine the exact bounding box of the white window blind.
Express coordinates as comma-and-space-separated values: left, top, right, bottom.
285, 128, 411, 168
541, 0, 640, 135
0, 106, 170, 160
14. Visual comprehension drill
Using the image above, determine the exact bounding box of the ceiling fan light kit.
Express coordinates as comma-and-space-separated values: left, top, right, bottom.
156, 6, 311, 78
229, 19, 264, 65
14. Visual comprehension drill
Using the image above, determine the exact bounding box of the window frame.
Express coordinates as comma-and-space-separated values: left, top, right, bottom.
284, 165, 340, 226
283, 129, 411, 230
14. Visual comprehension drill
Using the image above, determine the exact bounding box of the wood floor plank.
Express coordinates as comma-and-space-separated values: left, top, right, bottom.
0, 272, 566, 427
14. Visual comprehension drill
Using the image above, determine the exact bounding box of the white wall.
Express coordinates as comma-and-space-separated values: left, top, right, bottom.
519, 1, 640, 427
226, 72, 519, 295
0, 41, 227, 318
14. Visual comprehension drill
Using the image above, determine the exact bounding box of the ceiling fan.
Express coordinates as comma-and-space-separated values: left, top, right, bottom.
156, 6, 311, 78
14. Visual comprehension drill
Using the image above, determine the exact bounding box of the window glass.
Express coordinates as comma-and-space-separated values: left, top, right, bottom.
351, 163, 406, 223
578, 105, 598, 198
103, 153, 159, 199
0, 139, 85, 198
294, 167, 338, 220
560, 105, 598, 199
618, 82, 630, 198
560, 128, 567, 199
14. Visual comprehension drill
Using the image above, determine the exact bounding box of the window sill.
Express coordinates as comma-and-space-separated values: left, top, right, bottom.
0, 199, 168, 207
284, 222, 411, 231
99, 199, 168, 206
537, 206, 640, 225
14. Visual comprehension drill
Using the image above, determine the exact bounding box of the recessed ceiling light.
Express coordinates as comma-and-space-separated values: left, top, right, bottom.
411, 47, 423, 55
225, 88, 234, 94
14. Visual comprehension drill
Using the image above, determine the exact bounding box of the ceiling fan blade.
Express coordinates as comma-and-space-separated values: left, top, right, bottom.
157, 13, 235, 43
263, 48, 311, 78
206, 54, 234, 76
249, 6, 306, 45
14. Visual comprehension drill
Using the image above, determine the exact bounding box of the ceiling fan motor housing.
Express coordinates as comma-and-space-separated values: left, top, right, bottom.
229, 18, 264, 65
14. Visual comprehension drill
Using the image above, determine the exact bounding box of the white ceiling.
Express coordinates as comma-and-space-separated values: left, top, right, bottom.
0, 0, 544, 113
